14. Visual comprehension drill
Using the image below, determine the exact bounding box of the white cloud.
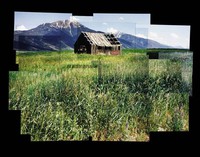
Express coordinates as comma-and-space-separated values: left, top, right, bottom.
119, 17, 124, 21
102, 22, 108, 25
149, 31, 188, 48
170, 33, 179, 39
149, 32, 158, 38
149, 31, 167, 45
16, 25, 28, 31
69, 16, 80, 22
106, 27, 119, 34
136, 33, 147, 39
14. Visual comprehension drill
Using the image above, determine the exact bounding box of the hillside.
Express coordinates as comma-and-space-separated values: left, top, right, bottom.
14, 20, 172, 51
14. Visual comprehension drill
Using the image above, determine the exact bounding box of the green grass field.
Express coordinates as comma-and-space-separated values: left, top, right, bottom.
9, 50, 192, 141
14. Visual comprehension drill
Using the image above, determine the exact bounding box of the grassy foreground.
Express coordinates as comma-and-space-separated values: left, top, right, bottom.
9, 50, 192, 141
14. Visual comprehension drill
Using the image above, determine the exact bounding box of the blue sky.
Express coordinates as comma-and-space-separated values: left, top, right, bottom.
14, 12, 72, 30
14, 12, 190, 49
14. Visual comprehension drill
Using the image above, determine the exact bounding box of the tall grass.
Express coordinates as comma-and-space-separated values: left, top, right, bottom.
9, 50, 191, 141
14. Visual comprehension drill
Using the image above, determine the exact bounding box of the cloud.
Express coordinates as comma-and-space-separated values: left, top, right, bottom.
136, 33, 147, 39
16, 25, 28, 31
106, 27, 119, 34
170, 33, 179, 39
149, 31, 187, 48
102, 22, 108, 25
69, 16, 80, 22
119, 17, 124, 21
149, 32, 158, 38
149, 31, 166, 44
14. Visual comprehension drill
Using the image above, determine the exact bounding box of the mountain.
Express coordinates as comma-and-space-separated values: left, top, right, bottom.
116, 32, 171, 49
14, 20, 96, 51
14, 20, 171, 51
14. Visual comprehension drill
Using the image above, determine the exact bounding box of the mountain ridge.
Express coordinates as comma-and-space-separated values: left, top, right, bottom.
14, 20, 172, 51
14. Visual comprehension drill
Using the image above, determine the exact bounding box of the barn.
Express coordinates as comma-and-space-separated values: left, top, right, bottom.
74, 32, 121, 55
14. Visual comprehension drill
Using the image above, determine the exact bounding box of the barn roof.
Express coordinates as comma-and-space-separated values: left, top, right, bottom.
81, 32, 121, 47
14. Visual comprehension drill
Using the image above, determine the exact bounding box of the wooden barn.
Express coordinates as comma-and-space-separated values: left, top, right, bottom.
74, 32, 121, 55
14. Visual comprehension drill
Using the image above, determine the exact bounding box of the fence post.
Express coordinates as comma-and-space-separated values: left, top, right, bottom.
98, 57, 102, 84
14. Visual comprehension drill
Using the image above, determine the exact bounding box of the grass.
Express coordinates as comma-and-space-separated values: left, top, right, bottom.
122, 49, 147, 54
9, 49, 192, 141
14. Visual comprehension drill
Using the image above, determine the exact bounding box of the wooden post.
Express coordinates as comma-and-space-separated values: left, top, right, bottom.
98, 58, 102, 84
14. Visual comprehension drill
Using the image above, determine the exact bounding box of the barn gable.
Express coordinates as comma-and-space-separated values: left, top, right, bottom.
74, 32, 121, 55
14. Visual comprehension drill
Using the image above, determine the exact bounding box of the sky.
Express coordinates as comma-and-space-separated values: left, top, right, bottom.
14, 12, 190, 49
149, 25, 190, 49
14, 12, 150, 33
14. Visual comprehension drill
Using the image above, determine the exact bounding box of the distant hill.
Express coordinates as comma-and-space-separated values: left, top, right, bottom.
14, 20, 172, 51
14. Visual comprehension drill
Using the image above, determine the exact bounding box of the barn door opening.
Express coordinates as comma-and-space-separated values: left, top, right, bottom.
78, 45, 87, 53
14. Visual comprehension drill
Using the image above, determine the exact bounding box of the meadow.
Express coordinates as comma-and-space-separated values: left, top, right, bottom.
9, 50, 192, 141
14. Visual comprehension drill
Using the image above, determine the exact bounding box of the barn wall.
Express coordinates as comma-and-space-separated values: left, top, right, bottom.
91, 45, 121, 55
74, 34, 91, 54
91, 45, 96, 54
110, 50, 121, 55
110, 45, 121, 55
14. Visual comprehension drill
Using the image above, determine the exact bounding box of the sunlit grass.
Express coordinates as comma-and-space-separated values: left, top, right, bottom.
9, 50, 192, 141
